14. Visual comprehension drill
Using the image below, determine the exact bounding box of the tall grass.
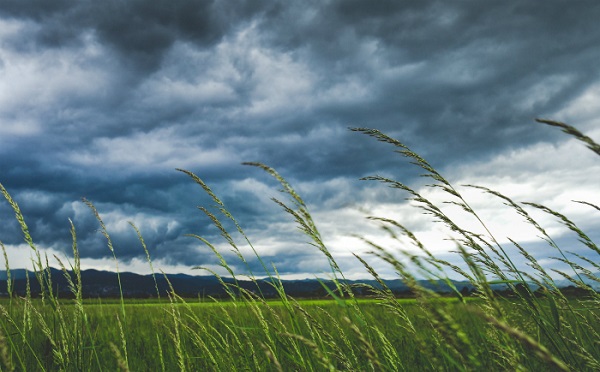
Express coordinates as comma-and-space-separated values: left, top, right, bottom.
0, 119, 598, 371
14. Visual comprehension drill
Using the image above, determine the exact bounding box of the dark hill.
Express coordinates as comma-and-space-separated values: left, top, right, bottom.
0, 269, 596, 299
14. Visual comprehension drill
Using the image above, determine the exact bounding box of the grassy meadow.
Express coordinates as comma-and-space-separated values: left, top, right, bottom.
0, 119, 599, 371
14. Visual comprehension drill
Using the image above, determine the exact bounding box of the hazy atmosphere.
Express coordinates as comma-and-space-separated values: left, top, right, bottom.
1, 1, 599, 279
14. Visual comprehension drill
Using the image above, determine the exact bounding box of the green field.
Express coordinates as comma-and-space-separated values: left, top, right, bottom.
1, 296, 598, 371
1, 119, 599, 371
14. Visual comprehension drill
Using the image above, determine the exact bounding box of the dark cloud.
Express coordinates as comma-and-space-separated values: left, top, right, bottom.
1, 1, 599, 276
1, 0, 272, 72
254, 1, 600, 161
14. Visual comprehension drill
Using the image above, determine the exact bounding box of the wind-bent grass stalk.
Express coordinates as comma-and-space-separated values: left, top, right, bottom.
83, 199, 126, 320
115, 313, 129, 371
155, 333, 166, 372
1, 242, 12, 306
67, 218, 102, 370
129, 221, 161, 300
536, 118, 600, 156
23, 269, 32, 335
0, 183, 50, 304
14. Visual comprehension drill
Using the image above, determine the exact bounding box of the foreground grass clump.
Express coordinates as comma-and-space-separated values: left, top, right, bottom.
0, 119, 598, 371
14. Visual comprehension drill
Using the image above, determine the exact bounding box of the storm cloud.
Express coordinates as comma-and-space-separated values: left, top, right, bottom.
0, 1, 599, 278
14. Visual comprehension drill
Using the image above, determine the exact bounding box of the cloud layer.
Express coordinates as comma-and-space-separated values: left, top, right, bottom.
1, 1, 599, 278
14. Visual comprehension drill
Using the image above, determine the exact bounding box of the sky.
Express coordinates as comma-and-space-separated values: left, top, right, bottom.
0, 1, 599, 280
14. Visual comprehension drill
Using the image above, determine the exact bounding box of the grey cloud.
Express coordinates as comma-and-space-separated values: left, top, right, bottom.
253, 1, 600, 160
1, 0, 272, 72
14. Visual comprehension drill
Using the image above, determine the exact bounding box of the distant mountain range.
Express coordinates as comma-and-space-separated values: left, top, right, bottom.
0, 268, 597, 299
